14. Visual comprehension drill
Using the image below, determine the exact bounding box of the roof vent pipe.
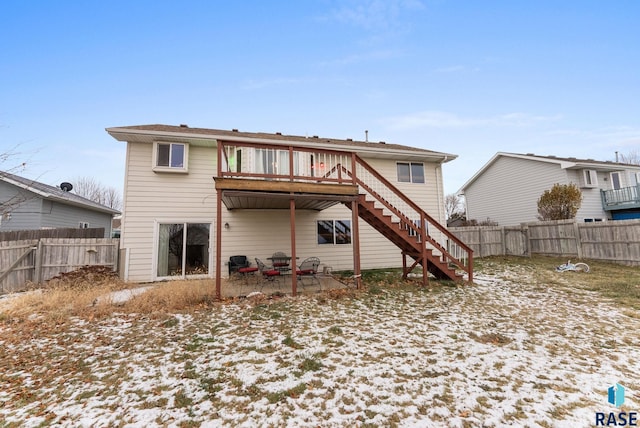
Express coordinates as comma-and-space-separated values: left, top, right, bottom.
365, 130, 368, 143
615, 151, 619, 162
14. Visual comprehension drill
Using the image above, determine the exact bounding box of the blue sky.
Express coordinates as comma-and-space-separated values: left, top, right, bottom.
1, 0, 638, 196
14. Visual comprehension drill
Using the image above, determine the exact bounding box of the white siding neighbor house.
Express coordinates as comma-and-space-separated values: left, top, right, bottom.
459, 152, 640, 226
107, 124, 473, 297
0, 172, 119, 237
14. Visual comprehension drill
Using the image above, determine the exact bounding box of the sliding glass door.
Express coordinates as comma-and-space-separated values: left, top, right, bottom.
157, 222, 211, 278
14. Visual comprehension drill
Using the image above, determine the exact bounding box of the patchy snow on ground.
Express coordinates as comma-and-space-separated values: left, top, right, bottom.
0, 268, 638, 427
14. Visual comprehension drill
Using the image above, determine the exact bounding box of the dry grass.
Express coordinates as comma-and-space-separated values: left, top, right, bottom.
0, 279, 222, 327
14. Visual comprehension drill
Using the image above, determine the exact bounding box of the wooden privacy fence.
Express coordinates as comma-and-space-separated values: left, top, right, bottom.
450, 219, 640, 266
0, 227, 106, 241
0, 238, 120, 294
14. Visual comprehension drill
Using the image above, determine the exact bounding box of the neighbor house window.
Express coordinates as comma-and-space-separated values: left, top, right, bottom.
153, 142, 188, 172
582, 169, 598, 187
157, 222, 210, 277
78, 222, 89, 228
317, 220, 351, 245
397, 162, 425, 183
610, 172, 621, 190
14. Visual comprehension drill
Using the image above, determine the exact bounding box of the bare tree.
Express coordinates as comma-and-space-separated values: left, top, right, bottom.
445, 193, 464, 220
72, 176, 122, 211
618, 150, 640, 165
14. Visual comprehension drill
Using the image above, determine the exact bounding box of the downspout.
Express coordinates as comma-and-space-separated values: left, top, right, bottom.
436, 156, 448, 225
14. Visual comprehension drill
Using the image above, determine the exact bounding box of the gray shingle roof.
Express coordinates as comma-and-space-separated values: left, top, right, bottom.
0, 171, 120, 215
107, 124, 455, 159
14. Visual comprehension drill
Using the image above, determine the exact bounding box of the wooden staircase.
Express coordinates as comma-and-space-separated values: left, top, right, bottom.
341, 156, 473, 284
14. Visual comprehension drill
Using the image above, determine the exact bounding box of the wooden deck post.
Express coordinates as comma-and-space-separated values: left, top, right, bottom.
420, 214, 428, 286
351, 198, 361, 289
290, 198, 297, 296
215, 143, 223, 300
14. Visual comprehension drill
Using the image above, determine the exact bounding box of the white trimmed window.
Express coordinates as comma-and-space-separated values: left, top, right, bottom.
79, 222, 90, 228
317, 220, 351, 245
153, 142, 188, 172
582, 169, 598, 187
397, 162, 425, 183
610, 172, 621, 190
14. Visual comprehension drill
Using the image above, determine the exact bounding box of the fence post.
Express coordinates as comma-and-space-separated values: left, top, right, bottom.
500, 227, 506, 256
477, 228, 483, 258
34, 240, 44, 284
523, 223, 531, 257
574, 222, 583, 259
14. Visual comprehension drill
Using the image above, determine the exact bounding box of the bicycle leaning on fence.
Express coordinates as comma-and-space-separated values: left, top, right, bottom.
555, 260, 590, 273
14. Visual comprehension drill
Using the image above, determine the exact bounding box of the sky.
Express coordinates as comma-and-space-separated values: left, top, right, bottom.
1, 0, 639, 197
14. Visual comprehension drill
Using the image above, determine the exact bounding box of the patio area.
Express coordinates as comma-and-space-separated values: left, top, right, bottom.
220, 272, 351, 298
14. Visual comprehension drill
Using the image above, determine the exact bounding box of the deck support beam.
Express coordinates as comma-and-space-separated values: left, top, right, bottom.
290, 198, 297, 296
351, 199, 362, 289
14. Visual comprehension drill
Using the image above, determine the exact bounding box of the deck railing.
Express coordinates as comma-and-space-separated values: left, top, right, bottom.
218, 141, 355, 185
601, 185, 640, 209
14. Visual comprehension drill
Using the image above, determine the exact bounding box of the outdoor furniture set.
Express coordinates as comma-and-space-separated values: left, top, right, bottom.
228, 252, 321, 289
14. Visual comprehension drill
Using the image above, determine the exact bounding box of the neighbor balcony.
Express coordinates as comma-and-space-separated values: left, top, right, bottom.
601, 185, 640, 211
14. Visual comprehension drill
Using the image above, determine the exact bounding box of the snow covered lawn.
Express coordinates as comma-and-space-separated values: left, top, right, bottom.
1, 262, 638, 427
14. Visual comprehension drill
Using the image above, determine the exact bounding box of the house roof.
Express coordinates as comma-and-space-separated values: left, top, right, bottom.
106, 124, 457, 163
0, 172, 121, 215
458, 152, 640, 193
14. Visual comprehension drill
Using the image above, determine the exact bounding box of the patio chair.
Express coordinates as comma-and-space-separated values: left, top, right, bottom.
229, 255, 249, 275
228, 255, 258, 284
271, 251, 292, 273
255, 258, 282, 286
296, 257, 321, 287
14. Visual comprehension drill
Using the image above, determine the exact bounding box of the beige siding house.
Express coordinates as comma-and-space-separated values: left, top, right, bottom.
107, 124, 472, 296
459, 152, 640, 226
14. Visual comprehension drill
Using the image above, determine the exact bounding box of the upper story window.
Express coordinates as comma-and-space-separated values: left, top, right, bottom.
153, 142, 188, 172
397, 162, 425, 183
582, 169, 598, 188
610, 172, 621, 190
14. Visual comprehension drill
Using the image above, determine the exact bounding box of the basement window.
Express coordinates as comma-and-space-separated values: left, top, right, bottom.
153, 142, 189, 172
397, 162, 425, 183
317, 220, 351, 245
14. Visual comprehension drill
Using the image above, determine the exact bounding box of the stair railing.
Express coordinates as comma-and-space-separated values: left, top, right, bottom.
347, 156, 473, 282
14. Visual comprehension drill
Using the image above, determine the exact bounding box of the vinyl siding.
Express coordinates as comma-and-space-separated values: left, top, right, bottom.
121, 142, 217, 282
0, 181, 44, 230
121, 142, 447, 282
565, 169, 608, 221
464, 157, 568, 226
39, 200, 113, 236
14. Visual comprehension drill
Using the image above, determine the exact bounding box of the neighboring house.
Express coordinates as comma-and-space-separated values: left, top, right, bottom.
107, 124, 473, 296
0, 172, 119, 237
459, 152, 640, 226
